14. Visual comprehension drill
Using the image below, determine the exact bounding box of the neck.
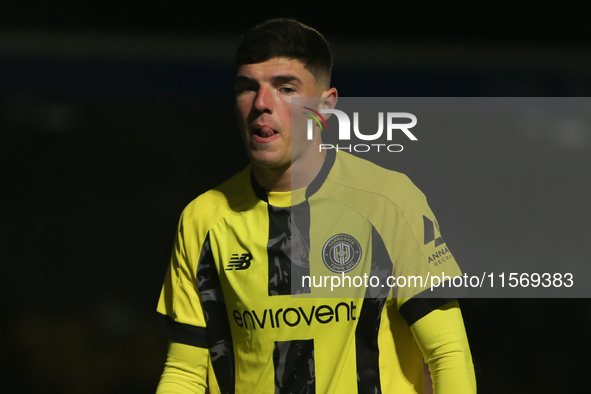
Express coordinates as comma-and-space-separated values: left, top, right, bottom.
252, 149, 327, 192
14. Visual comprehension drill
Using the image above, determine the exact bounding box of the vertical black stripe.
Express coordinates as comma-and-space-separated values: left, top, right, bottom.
290, 201, 312, 295
355, 227, 393, 394
356, 297, 386, 394
273, 339, 316, 394
267, 205, 292, 296
267, 202, 312, 296
252, 149, 331, 296
196, 233, 235, 394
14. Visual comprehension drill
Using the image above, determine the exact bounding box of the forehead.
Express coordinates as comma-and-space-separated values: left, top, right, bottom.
236, 57, 316, 83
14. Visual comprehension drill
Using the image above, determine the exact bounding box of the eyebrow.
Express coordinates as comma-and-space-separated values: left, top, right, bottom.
234, 74, 303, 86
271, 74, 303, 85
235, 75, 255, 85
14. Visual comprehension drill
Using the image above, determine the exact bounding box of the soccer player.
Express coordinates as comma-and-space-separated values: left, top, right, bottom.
155, 19, 476, 394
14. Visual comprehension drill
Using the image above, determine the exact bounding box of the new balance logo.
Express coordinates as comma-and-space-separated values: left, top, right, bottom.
226, 253, 253, 270
423, 216, 444, 247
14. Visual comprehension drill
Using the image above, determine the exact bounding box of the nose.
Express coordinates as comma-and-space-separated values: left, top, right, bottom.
254, 85, 273, 113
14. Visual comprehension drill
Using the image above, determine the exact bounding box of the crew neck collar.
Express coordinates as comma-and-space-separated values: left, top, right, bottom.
250, 148, 336, 207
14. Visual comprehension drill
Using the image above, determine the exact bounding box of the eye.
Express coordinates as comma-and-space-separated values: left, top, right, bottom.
279, 87, 296, 94
235, 83, 257, 94
235, 87, 250, 94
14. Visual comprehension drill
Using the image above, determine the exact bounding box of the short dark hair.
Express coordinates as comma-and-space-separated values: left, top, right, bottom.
235, 18, 333, 87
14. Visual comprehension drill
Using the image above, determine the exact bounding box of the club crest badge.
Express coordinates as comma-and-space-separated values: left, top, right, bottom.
322, 233, 362, 273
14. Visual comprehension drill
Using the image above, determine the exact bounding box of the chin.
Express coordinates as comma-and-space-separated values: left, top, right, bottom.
249, 153, 290, 169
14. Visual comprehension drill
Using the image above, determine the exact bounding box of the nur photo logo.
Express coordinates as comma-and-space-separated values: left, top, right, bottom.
303, 107, 418, 153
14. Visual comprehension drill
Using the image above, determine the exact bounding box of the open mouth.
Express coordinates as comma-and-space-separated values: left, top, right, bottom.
253, 126, 278, 142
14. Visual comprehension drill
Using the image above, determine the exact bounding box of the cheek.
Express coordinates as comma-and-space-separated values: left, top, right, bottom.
279, 105, 292, 124
236, 104, 248, 119
235, 97, 251, 118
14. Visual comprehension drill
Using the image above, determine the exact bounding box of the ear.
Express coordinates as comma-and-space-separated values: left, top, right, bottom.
319, 87, 338, 119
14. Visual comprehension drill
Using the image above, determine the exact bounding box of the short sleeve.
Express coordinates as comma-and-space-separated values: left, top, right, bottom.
376, 177, 466, 325
156, 212, 209, 348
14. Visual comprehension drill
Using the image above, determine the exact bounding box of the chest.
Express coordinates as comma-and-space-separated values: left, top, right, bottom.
207, 201, 386, 303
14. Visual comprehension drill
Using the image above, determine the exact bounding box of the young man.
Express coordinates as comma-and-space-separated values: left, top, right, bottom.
155, 19, 476, 394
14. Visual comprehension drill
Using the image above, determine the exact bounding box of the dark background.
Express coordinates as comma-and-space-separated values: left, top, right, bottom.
2, 1, 590, 392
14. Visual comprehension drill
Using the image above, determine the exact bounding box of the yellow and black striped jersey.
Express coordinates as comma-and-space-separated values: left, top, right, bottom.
156, 149, 463, 394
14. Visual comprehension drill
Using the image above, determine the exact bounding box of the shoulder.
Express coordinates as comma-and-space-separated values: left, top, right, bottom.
326, 151, 427, 208
180, 165, 257, 231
